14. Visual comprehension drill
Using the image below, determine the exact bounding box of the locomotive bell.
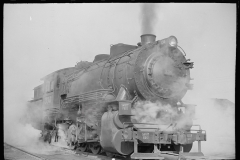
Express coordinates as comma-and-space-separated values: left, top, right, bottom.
140, 34, 156, 45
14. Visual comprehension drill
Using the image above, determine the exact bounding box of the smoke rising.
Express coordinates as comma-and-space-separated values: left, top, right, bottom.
140, 3, 159, 34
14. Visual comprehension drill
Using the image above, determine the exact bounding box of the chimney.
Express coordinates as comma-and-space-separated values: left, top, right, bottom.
140, 34, 156, 45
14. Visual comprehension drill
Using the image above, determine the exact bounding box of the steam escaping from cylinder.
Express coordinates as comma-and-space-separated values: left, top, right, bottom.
132, 101, 193, 130
4, 99, 62, 154
140, 3, 159, 34
132, 98, 235, 158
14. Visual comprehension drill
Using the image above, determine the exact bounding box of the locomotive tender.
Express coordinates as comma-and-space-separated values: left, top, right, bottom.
29, 34, 206, 159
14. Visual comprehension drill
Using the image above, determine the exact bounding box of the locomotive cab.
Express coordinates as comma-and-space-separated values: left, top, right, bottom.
38, 68, 75, 125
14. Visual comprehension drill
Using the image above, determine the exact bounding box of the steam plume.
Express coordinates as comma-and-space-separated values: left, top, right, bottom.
132, 98, 235, 158
132, 101, 193, 131
140, 3, 159, 34
191, 98, 235, 158
4, 98, 61, 154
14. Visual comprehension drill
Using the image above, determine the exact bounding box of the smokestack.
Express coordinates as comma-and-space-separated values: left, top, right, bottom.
140, 34, 156, 45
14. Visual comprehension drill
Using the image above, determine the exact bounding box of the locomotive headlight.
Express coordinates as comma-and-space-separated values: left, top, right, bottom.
168, 36, 178, 47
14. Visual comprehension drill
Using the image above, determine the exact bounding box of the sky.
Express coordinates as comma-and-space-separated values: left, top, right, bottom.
3, 3, 236, 158
4, 3, 235, 107
3, 3, 236, 103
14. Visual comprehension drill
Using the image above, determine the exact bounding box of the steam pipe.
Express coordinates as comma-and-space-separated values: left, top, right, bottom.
85, 122, 87, 141
198, 141, 201, 152
116, 86, 128, 100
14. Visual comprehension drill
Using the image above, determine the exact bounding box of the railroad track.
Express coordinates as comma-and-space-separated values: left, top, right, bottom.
5, 142, 233, 160
49, 143, 125, 160
56, 145, 235, 160
4, 142, 49, 160
4, 142, 124, 160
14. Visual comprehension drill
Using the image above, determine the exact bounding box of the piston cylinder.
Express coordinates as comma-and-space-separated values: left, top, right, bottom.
100, 111, 133, 155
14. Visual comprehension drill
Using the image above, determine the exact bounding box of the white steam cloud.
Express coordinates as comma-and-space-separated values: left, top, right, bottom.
132, 98, 235, 158
4, 98, 61, 154
191, 98, 235, 158
132, 101, 193, 131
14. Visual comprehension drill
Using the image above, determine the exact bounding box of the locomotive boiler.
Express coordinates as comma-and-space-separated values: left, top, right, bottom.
29, 34, 206, 160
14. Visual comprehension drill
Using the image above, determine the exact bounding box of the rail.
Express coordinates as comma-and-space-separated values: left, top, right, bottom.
4, 142, 49, 160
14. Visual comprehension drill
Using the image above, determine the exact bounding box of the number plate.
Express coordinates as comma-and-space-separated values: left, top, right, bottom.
119, 101, 132, 115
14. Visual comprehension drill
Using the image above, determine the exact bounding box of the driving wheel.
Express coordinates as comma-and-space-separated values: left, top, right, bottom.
90, 144, 101, 155
79, 143, 88, 152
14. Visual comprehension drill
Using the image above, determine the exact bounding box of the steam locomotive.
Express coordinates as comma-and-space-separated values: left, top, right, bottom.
29, 34, 206, 159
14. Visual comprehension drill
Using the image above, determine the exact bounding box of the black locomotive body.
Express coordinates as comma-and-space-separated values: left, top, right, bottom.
29, 34, 206, 159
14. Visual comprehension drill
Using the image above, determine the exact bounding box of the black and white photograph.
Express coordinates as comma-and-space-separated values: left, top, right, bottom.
4, 3, 235, 160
